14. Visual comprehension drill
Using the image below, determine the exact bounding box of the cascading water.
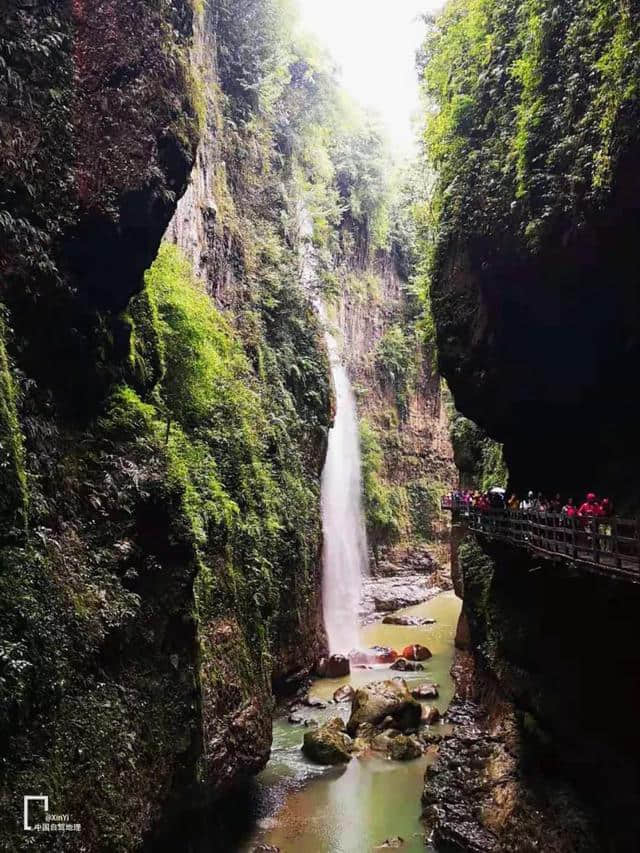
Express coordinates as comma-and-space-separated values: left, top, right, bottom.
298, 209, 368, 654
320, 325, 369, 654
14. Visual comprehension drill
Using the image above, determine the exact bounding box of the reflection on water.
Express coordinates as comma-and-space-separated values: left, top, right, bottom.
240, 591, 461, 853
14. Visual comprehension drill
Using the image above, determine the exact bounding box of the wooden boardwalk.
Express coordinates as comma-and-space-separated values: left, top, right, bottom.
442, 498, 640, 582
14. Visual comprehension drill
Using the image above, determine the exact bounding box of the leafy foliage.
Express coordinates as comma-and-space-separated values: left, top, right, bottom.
449, 409, 508, 491
375, 324, 418, 419
359, 418, 409, 556
421, 0, 640, 249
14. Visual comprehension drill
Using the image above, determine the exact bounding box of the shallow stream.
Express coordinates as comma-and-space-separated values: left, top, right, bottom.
240, 590, 461, 853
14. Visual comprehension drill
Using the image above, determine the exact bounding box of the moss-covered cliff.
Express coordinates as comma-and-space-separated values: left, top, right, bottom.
0, 1, 331, 848
422, 0, 640, 506
426, 536, 640, 850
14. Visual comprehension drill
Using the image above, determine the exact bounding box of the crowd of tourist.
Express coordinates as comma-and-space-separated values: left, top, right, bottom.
449, 489, 614, 519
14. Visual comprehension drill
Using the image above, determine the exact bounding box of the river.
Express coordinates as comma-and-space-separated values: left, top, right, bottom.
239, 590, 461, 853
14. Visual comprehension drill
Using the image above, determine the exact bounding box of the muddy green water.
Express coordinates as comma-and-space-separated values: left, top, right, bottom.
240, 591, 461, 853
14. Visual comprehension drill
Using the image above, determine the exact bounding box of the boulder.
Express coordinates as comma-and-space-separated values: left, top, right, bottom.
253, 846, 280, 853
382, 615, 436, 626
420, 731, 443, 746
421, 705, 441, 726
316, 655, 350, 678
351, 737, 371, 754
346, 679, 422, 736
303, 694, 326, 709
401, 644, 432, 661
390, 734, 423, 761
371, 732, 395, 753
355, 722, 377, 742
374, 837, 405, 849
411, 683, 439, 700
349, 646, 398, 666
370, 645, 399, 664
302, 717, 353, 765
333, 684, 355, 703
390, 658, 424, 672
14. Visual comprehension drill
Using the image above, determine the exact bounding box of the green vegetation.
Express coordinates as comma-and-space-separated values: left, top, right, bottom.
375, 324, 418, 419
420, 0, 640, 249
449, 408, 508, 492
135, 242, 330, 647
359, 418, 409, 557
0, 316, 26, 532
406, 479, 448, 542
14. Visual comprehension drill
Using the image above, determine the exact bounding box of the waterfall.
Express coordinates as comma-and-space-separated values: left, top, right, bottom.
298, 209, 368, 655
320, 322, 369, 655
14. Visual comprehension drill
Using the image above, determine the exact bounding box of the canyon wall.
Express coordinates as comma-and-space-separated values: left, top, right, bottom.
422, 4, 640, 849
425, 536, 640, 851
330, 235, 455, 563
0, 1, 331, 848
424, 0, 640, 508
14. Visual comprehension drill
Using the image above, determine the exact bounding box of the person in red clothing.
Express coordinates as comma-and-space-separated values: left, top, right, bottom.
578, 492, 600, 519
562, 498, 577, 518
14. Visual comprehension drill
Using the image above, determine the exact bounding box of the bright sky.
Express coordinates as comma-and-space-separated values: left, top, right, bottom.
297, 0, 444, 155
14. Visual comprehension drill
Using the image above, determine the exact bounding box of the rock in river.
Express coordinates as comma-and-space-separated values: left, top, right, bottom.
382, 614, 436, 626
402, 644, 432, 661
390, 658, 424, 672
302, 717, 353, 765
412, 683, 439, 700
316, 654, 350, 678
349, 646, 398, 666
390, 734, 423, 761
333, 684, 356, 703
302, 694, 326, 709
346, 679, 422, 736
421, 705, 441, 726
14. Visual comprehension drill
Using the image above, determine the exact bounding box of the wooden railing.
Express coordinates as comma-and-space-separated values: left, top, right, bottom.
442, 498, 640, 581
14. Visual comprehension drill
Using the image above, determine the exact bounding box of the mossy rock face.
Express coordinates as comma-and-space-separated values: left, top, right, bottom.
302, 718, 353, 765
346, 679, 422, 736
390, 734, 423, 761
423, 0, 640, 504
0, 321, 26, 533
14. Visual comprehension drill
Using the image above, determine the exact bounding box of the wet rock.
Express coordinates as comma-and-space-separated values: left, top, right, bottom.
333, 684, 355, 703
390, 658, 424, 672
390, 734, 423, 761
302, 717, 353, 765
360, 573, 444, 621
349, 646, 398, 666
421, 705, 441, 726
401, 644, 432, 661
351, 737, 370, 754
374, 838, 405, 849
315, 654, 350, 678
346, 679, 422, 735
253, 846, 280, 853
411, 683, 439, 700
420, 730, 443, 746
382, 614, 436, 626
356, 722, 377, 742
303, 694, 326, 709
371, 732, 395, 753
288, 712, 305, 725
